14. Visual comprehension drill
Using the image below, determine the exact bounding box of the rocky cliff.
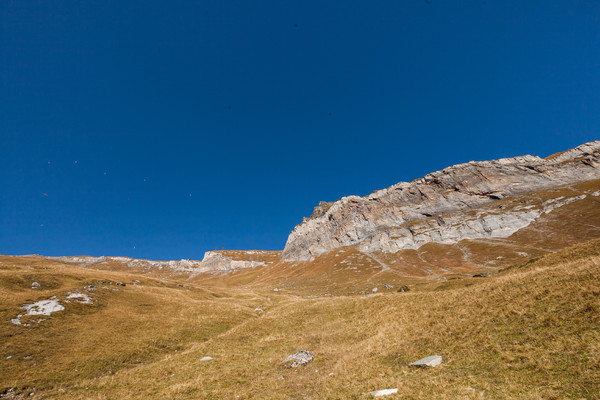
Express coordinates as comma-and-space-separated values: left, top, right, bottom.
282, 141, 600, 261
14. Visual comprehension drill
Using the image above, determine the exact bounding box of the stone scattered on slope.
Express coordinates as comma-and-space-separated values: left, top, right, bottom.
409, 355, 442, 367
199, 356, 213, 362
97, 280, 126, 286
370, 388, 398, 397
397, 285, 410, 292
283, 350, 313, 368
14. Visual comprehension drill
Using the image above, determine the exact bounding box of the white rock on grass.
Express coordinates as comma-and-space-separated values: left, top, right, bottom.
11, 298, 65, 325
66, 293, 93, 304
409, 355, 442, 367
199, 356, 213, 362
283, 350, 313, 368
370, 388, 398, 397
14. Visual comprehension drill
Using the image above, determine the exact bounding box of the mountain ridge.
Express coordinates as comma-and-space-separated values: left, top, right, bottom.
5, 141, 600, 283
282, 141, 600, 261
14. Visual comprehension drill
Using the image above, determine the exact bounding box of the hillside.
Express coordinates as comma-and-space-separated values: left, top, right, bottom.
1, 239, 599, 399
2, 141, 600, 399
23, 141, 600, 295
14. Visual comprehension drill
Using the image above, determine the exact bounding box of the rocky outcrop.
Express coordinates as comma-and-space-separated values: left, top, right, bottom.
282, 141, 600, 261
283, 350, 314, 368
50, 251, 270, 275
49, 256, 205, 273
196, 251, 267, 272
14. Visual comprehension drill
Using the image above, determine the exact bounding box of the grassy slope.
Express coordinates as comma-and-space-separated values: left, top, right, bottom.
1, 240, 599, 399
0, 256, 262, 396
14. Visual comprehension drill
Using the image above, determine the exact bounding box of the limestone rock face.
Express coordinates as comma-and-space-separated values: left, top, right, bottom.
197, 251, 267, 272
282, 141, 600, 261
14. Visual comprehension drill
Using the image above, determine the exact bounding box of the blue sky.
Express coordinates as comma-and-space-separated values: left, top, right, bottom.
2, 1, 599, 260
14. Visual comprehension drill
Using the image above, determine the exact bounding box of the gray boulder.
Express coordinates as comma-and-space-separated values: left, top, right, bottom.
283, 350, 314, 368
409, 355, 442, 367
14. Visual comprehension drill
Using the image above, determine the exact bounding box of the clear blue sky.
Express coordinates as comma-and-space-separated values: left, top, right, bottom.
2, 1, 599, 260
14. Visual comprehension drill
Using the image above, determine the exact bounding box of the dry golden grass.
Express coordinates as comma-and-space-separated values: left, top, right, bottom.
0, 257, 265, 397
1, 239, 599, 399
545, 150, 569, 160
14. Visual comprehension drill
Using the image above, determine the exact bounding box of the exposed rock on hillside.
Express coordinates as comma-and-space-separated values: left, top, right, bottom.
49, 256, 205, 273
410, 355, 443, 368
283, 350, 314, 368
194, 251, 268, 273
283, 141, 600, 261
50, 250, 279, 276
